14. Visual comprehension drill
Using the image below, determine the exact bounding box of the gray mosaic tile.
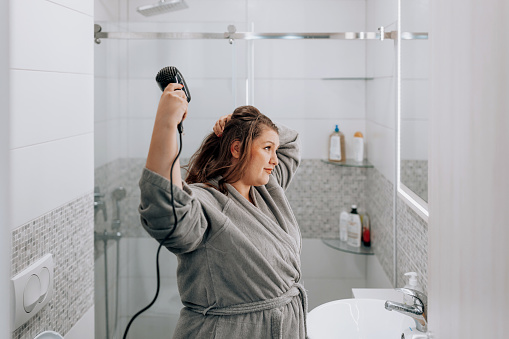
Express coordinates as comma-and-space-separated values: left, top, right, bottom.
11, 193, 94, 339
396, 196, 428, 292
286, 160, 368, 238
366, 167, 395, 286
401, 160, 428, 202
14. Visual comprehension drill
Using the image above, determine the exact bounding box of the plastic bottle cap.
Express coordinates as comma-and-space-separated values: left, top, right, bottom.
354, 131, 363, 138
351, 204, 357, 209
404, 272, 418, 286
335, 125, 339, 132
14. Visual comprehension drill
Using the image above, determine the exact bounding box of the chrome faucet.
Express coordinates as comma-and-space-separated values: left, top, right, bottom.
94, 186, 108, 222
385, 288, 427, 332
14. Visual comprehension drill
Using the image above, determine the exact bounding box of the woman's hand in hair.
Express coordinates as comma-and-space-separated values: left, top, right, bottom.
213, 114, 232, 137
156, 83, 188, 129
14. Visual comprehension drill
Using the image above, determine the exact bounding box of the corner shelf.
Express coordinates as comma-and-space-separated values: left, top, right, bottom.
322, 238, 374, 255
321, 159, 374, 168
322, 77, 374, 81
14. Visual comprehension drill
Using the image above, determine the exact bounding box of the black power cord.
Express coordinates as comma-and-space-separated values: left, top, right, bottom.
123, 130, 183, 339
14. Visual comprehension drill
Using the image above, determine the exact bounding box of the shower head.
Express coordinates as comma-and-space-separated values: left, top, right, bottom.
137, 0, 189, 17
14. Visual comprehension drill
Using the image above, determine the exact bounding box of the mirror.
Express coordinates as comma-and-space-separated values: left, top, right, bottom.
398, 0, 430, 218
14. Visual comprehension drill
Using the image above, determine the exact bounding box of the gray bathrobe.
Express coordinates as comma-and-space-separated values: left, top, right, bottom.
138, 124, 307, 339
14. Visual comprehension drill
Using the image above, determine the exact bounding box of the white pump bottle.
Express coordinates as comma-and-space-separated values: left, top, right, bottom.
403, 272, 423, 305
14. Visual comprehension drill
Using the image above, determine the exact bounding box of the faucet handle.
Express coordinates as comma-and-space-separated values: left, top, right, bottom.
396, 288, 427, 306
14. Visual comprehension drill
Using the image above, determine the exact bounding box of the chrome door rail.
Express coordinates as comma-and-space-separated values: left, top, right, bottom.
94, 24, 427, 44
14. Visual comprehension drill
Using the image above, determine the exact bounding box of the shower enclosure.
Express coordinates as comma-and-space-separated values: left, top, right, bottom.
94, 1, 427, 338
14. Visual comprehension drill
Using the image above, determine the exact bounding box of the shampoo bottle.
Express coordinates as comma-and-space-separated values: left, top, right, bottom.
353, 131, 364, 162
362, 213, 371, 247
328, 125, 346, 162
403, 272, 423, 305
347, 205, 362, 247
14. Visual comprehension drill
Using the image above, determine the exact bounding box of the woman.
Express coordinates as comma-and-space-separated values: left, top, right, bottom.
139, 83, 307, 338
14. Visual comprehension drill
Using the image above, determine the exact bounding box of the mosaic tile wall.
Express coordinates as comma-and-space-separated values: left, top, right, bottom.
286, 160, 368, 238
366, 166, 429, 292
366, 167, 395, 285
396, 195, 428, 292
401, 160, 428, 202
11, 193, 94, 339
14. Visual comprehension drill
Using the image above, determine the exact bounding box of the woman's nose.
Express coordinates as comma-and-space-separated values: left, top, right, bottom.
270, 152, 278, 166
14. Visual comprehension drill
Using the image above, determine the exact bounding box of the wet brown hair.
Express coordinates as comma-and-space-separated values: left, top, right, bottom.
185, 105, 278, 194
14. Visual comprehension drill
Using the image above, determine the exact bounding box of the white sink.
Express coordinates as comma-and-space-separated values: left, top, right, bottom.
307, 298, 416, 339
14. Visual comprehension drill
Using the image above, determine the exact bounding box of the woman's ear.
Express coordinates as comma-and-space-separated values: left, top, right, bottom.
230, 140, 241, 159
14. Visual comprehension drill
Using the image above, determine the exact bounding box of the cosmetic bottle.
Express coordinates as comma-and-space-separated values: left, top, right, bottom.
403, 272, 423, 305
353, 131, 364, 163
362, 213, 371, 247
347, 205, 362, 247
328, 125, 346, 162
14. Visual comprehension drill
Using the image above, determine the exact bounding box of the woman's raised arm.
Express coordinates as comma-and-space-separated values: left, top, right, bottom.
145, 82, 188, 188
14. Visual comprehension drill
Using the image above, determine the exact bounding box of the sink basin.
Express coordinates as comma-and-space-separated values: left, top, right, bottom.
307, 298, 415, 339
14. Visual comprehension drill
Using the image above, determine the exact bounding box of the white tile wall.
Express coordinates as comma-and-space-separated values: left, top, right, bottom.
10, 70, 94, 148
10, 133, 94, 229
10, 0, 95, 335
10, 0, 93, 74
400, 0, 430, 32
94, 119, 128, 168
50, 0, 94, 16
401, 40, 430, 79
127, 0, 247, 24
366, 77, 397, 129
253, 79, 365, 120
254, 40, 366, 79
366, 0, 398, 29
127, 78, 242, 119
366, 0, 398, 184
248, 0, 366, 32
401, 79, 430, 120
127, 39, 244, 79
400, 120, 428, 160
366, 120, 395, 184
0, 0, 10, 335
366, 39, 397, 78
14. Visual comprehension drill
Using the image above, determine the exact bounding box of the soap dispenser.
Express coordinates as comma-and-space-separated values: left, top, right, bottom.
403, 272, 423, 305
328, 125, 346, 162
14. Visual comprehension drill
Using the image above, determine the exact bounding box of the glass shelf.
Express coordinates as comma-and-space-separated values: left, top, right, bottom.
321, 159, 374, 168
322, 238, 374, 255
322, 77, 374, 81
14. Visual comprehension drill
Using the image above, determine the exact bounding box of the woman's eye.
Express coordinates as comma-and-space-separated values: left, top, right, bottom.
264, 146, 271, 150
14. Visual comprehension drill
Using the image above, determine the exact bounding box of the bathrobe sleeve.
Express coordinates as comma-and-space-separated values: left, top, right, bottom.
138, 168, 209, 254
272, 123, 301, 190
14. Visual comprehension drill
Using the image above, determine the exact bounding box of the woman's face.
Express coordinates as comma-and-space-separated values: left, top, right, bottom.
242, 127, 280, 187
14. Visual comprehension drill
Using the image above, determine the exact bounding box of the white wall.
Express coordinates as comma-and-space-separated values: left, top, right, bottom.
10, 0, 94, 229
366, 0, 398, 183
429, 0, 509, 336
119, 0, 367, 160
9, 0, 95, 335
1, 0, 11, 335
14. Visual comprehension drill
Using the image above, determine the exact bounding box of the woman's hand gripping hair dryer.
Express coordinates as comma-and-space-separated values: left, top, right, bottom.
155, 66, 191, 133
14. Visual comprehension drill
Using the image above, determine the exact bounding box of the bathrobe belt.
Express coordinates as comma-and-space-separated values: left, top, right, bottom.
187, 283, 308, 339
